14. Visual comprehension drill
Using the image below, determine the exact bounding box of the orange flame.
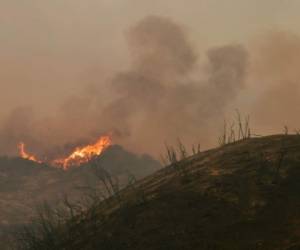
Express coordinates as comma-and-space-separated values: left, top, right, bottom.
18, 142, 41, 163
18, 135, 112, 170
53, 136, 112, 170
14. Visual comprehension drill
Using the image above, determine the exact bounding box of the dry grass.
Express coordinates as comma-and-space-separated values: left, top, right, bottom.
218, 110, 251, 146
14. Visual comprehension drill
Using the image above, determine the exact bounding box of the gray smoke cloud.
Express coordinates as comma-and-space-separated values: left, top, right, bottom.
0, 15, 248, 158
85, 16, 248, 155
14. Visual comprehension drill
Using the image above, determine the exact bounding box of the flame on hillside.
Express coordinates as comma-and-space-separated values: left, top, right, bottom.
53, 136, 112, 169
18, 135, 112, 170
18, 142, 42, 163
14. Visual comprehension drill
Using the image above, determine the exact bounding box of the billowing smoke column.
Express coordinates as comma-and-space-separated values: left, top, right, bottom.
99, 16, 248, 154
0, 16, 248, 158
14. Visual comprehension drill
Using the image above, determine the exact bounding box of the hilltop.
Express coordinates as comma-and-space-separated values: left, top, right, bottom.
16, 135, 300, 250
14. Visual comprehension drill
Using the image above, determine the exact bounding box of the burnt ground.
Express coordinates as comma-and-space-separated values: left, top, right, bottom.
16, 135, 300, 250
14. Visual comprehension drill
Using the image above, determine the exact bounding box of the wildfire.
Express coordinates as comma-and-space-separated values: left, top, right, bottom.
18, 142, 41, 163
18, 135, 112, 170
54, 136, 112, 169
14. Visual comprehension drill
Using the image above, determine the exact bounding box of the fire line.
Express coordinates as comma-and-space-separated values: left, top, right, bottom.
18, 135, 112, 170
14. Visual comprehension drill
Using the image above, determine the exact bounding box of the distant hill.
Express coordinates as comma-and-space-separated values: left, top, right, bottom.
81, 144, 161, 178
0, 145, 161, 249
16, 135, 300, 250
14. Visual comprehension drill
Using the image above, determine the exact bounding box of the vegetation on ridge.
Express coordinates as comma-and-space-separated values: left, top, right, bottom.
13, 133, 300, 250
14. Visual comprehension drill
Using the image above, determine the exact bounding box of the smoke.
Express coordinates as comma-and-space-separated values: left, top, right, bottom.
107, 16, 247, 154
0, 15, 250, 157
249, 31, 300, 134
81, 16, 248, 155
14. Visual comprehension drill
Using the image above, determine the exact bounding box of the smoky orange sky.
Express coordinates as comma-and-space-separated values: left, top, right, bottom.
1, 0, 300, 158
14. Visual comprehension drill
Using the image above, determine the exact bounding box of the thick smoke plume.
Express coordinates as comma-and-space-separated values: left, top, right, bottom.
99, 16, 248, 154
0, 16, 249, 158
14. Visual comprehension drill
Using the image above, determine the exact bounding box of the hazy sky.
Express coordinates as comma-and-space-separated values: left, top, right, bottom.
1, 0, 299, 117
1, 0, 300, 156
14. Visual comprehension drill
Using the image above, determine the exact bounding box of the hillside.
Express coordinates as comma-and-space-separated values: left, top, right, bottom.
16, 135, 300, 250
0, 145, 161, 249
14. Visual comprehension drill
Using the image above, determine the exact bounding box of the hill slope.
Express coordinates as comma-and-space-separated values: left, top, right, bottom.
17, 135, 300, 250
0, 145, 160, 249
